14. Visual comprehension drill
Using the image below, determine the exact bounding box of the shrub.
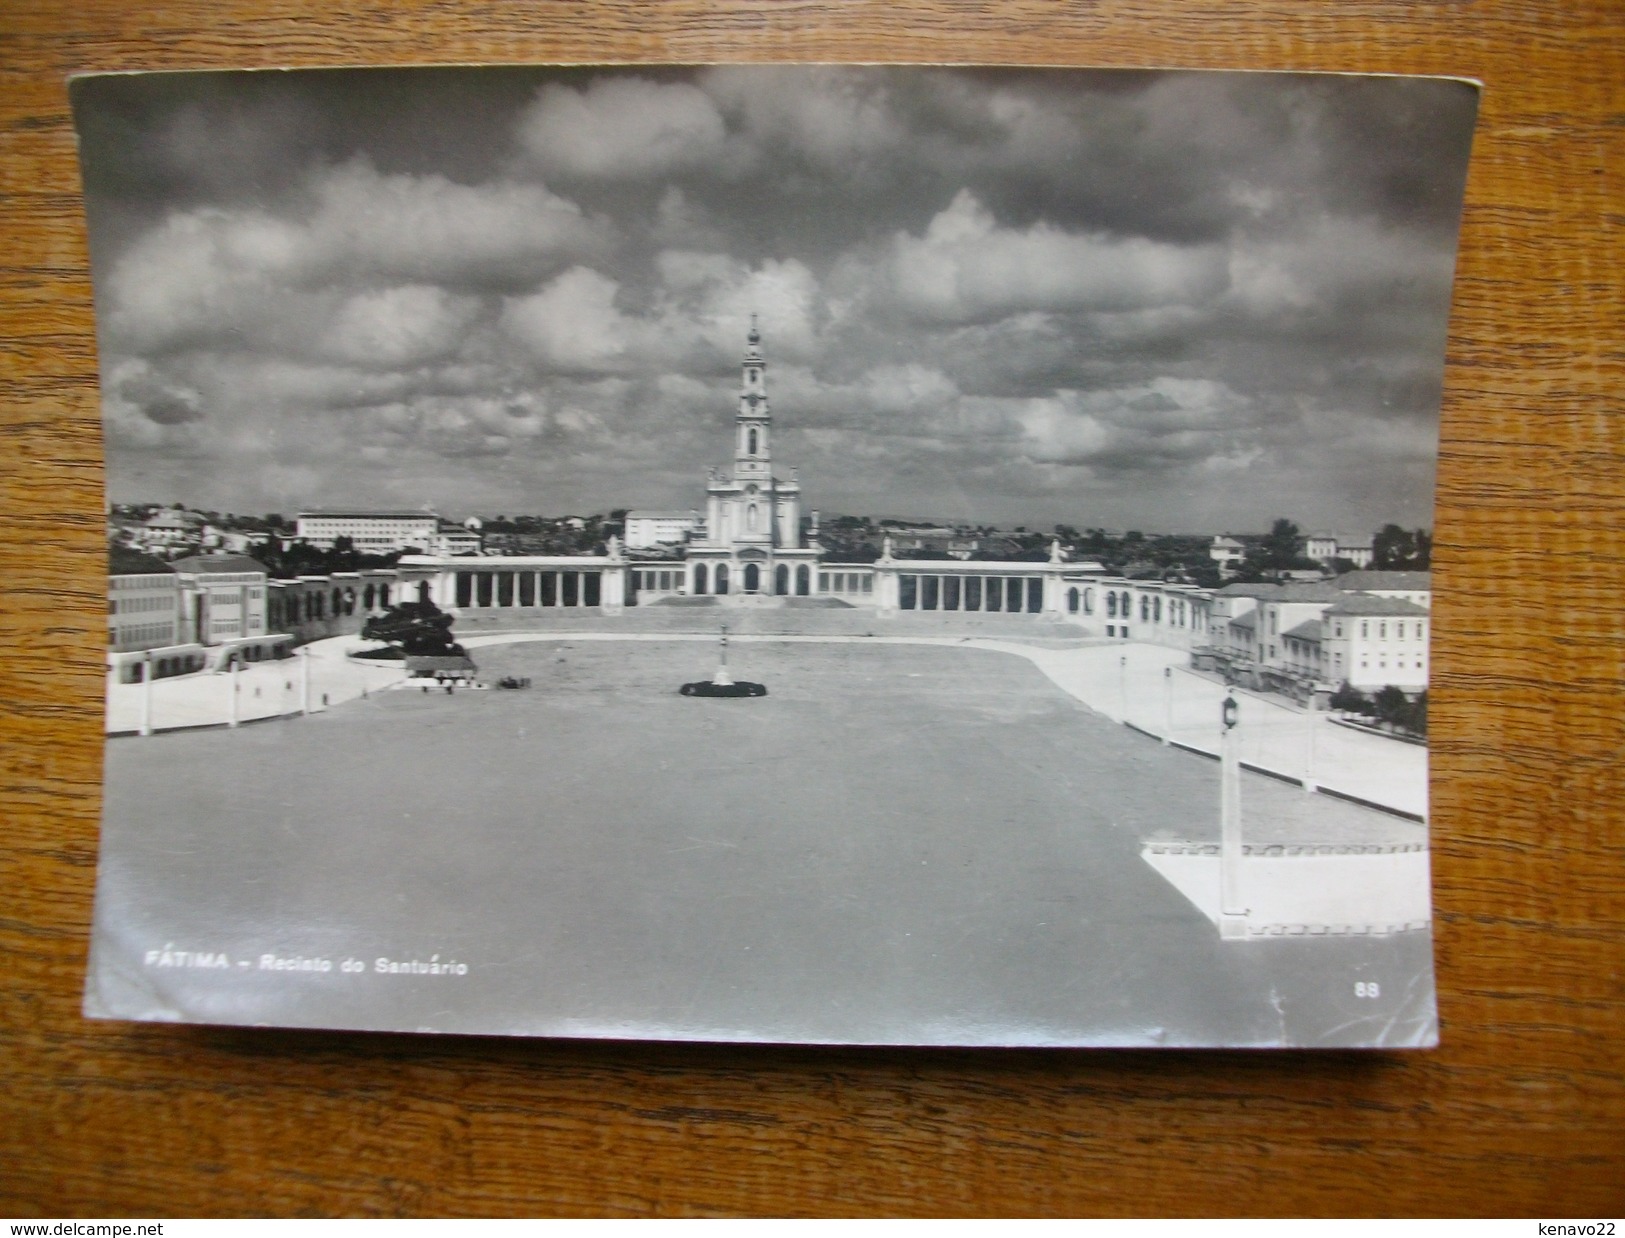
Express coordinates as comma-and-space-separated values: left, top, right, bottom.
1329, 681, 1370, 714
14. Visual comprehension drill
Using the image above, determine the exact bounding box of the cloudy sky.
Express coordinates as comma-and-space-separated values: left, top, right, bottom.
74, 66, 1477, 531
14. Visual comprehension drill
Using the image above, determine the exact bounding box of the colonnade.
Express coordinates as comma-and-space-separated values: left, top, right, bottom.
896, 572, 1046, 614
450, 567, 606, 609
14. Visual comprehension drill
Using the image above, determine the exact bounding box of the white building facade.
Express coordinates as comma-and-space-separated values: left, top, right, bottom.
295, 510, 442, 552
624, 510, 702, 550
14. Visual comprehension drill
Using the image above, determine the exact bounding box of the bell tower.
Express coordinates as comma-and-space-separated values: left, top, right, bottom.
735, 314, 772, 485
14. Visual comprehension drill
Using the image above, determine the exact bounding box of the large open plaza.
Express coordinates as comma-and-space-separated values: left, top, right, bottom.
91, 632, 1435, 1047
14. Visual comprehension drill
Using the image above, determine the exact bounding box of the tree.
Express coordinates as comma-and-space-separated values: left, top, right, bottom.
1261, 518, 1305, 568
1237, 518, 1311, 580
1373, 684, 1410, 730
1373, 524, 1432, 570
1406, 690, 1428, 737
1330, 681, 1370, 714
360, 599, 465, 656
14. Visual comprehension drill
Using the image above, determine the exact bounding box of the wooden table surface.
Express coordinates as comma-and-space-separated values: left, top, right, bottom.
2, 0, 1620, 1218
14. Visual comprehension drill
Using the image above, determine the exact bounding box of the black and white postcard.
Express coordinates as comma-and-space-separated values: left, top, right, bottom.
76, 65, 1477, 1046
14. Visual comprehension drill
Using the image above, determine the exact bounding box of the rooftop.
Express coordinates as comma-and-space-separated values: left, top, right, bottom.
297, 510, 439, 521
1325, 594, 1429, 617
168, 553, 269, 577
1333, 570, 1432, 590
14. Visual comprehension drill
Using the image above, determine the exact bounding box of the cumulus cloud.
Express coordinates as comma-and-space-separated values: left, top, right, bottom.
516, 76, 726, 179
359, 392, 552, 459
882, 190, 1229, 324
101, 160, 606, 356
702, 66, 904, 168
323, 285, 482, 368
501, 266, 628, 371
306, 162, 608, 285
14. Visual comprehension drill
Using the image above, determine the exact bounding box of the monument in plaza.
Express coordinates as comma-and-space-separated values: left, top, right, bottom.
679, 623, 768, 697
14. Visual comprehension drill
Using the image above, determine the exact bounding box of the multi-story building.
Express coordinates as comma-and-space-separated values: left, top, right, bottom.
1209, 535, 1246, 574
428, 523, 482, 556
168, 553, 271, 648
108, 569, 182, 655
294, 510, 441, 553
108, 552, 291, 682
1197, 572, 1431, 698
135, 507, 205, 554
624, 510, 702, 550
1321, 594, 1430, 691
1306, 532, 1375, 568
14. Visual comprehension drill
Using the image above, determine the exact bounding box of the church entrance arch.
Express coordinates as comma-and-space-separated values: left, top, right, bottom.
694, 563, 709, 595
796, 564, 810, 596
744, 563, 760, 593
774, 564, 789, 596
715, 565, 729, 595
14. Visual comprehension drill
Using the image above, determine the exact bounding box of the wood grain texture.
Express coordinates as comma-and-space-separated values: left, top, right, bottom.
1, 0, 1620, 1218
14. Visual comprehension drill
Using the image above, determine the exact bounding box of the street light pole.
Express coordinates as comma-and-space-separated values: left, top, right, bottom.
1219, 690, 1247, 940
228, 657, 239, 728
1304, 702, 1319, 795
1162, 665, 1173, 744
139, 651, 153, 737
299, 646, 311, 715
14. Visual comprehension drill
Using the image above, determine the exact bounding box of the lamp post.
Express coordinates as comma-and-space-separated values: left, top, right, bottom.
1304, 699, 1319, 795
299, 645, 311, 715
1162, 664, 1173, 744
228, 657, 239, 728
139, 651, 153, 737
1219, 689, 1247, 940
1118, 654, 1128, 722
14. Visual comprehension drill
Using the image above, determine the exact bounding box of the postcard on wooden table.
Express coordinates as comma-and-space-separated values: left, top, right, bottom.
74, 65, 1477, 1047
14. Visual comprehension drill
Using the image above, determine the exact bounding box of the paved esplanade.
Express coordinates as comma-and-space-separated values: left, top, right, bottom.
107, 620, 1427, 823
92, 638, 1434, 1047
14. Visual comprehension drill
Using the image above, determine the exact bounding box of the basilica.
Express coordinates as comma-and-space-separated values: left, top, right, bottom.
681, 318, 822, 599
